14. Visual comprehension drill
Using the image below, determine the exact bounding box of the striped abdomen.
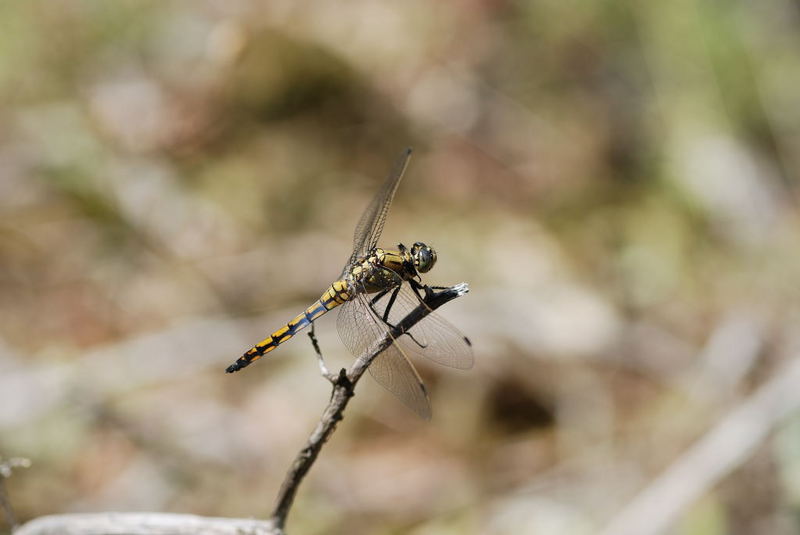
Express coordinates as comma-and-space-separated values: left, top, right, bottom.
225, 280, 352, 373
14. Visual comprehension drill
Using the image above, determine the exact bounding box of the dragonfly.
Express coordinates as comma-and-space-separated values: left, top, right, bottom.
226, 147, 473, 419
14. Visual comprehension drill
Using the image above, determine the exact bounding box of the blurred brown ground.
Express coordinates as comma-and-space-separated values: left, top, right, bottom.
2, 1, 800, 534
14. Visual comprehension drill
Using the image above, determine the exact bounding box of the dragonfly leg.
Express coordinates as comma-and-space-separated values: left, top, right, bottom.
408, 278, 429, 303
308, 323, 337, 383
370, 288, 391, 307
381, 285, 401, 323
403, 330, 428, 349
372, 283, 429, 350
410, 280, 451, 301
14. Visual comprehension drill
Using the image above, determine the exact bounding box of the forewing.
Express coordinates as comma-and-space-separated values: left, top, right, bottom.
348, 148, 413, 266
337, 288, 431, 419
373, 284, 474, 370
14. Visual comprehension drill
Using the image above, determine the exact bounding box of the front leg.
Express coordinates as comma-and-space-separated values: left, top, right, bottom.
408, 278, 431, 303
409, 279, 450, 293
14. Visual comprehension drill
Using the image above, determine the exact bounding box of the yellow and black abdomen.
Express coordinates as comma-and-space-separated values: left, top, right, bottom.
225, 280, 352, 373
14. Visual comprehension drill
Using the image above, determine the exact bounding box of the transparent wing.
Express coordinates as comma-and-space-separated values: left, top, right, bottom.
374, 283, 474, 370
337, 286, 431, 419
347, 148, 413, 267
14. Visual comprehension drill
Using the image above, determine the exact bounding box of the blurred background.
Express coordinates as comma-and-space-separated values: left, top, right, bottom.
2, 1, 800, 534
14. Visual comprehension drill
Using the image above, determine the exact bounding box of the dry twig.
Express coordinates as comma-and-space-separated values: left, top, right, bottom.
14, 284, 469, 535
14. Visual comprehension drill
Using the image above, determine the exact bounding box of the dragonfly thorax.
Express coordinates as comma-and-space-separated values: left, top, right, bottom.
346, 243, 436, 294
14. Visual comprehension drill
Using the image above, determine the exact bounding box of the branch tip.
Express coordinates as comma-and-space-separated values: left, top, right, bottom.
452, 282, 470, 296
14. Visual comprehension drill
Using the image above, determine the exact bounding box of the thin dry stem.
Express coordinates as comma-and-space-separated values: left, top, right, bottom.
269, 283, 468, 531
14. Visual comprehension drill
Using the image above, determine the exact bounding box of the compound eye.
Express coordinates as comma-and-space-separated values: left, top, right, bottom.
419, 250, 430, 267
416, 246, 436, 273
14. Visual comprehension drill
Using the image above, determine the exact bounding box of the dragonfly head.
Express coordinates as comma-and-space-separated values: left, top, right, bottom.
411, 242, 437, 273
